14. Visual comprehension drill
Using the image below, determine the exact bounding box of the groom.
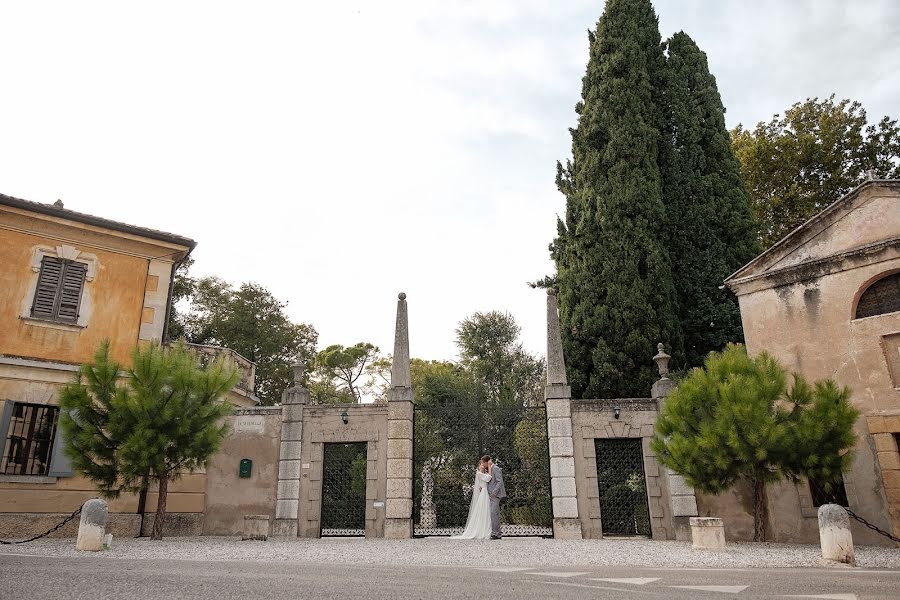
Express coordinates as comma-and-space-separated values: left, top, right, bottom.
483, 455, 506, 540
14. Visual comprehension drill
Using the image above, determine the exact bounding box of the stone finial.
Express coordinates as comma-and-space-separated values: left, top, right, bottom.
653, 343, 670, 378
546, 288, 567, 386
53, 199, 64, 208
292, 361, 307, 386
866, 169, 877, 181
390, 292, 411, 389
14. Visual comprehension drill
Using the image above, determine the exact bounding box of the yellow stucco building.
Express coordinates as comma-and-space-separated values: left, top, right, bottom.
0, 193, 255, 537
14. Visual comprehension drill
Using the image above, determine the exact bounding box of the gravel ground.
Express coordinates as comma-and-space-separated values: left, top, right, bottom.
1, 536, 898, 569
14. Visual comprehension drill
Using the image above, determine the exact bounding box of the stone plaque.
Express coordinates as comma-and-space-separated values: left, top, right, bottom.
373, 501, 385, 508
235, 415, 265, 433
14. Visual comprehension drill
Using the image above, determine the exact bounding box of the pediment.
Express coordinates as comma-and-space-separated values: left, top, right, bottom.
726, 181, 900, 292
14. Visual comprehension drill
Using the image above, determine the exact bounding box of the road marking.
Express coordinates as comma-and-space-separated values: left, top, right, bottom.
671, 585, 748, 594
522, 579, 654, 595
781, 595, 858, 600
476, 567, 531, 573
591, 577, 660, 585
526, 571, 590, 578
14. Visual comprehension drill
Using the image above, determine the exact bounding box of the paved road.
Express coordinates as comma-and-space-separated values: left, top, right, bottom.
1, 554, 897, 599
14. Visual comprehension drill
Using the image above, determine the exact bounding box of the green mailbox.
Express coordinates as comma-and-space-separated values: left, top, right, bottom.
239, 458, 252, 478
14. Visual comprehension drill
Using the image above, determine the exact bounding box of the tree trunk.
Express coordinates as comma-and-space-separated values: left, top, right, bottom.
752, 478, 769, 542
136, 477, 149, 537
151, 473, 169, 541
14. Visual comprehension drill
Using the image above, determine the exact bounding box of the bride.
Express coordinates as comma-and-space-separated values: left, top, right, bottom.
451, 458, 493, 539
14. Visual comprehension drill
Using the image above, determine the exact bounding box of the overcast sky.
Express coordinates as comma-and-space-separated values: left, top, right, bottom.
2, 1, 898, 365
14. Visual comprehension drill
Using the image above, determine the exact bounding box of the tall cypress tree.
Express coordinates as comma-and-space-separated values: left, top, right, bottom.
553, 0, 681, 399
660, 32, 759, 368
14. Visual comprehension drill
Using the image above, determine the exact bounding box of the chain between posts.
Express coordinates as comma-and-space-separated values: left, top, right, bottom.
845, 507, 900, 544
0, 505, 84, 545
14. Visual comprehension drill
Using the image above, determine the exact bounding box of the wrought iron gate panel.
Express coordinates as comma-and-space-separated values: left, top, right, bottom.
594, 438, 651, 536
320, 442, 367, 536
413, 404, 553, 537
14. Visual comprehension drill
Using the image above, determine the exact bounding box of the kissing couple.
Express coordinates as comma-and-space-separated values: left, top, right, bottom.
452, 454, 507, 540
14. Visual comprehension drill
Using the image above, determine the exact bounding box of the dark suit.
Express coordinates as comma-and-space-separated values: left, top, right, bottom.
487, 464, 506, 537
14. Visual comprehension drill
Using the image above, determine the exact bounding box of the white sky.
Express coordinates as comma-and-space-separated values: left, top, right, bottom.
2, 1, 898, 363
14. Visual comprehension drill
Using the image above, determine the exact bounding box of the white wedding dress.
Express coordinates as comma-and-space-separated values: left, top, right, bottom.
452, 470, 493, 539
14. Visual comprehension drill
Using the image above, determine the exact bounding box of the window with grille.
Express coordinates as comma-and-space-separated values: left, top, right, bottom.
0, 403, 60, 476
855, 273, 900, 319
809, 474, 849, 508
30, 256, 87, 324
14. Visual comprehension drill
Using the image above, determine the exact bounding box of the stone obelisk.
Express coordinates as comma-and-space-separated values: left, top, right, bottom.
384, 292, 414, 538
545, 289, 583, 539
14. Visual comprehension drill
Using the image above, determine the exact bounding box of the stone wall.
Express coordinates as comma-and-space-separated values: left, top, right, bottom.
203, 407, 282, 535
570, 399, 673, 540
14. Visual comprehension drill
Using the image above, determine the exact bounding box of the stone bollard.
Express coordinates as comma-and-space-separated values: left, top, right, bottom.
75, 499, 108, 551
242, 515, 270, 541
690, 517, 726, 550
818, 504, 855, 566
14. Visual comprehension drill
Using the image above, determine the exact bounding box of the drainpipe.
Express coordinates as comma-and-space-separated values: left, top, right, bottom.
161, 252, 190, 344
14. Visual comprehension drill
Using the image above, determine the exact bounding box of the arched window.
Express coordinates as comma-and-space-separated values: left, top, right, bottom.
855, 273, 900, 319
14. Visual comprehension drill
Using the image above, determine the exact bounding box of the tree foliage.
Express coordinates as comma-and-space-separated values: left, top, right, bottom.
732, 95, 900, 248
651, 344, 858, 541
552, 0, 682, 399
661, 32, 759, 368
455, 311, 543, 407
59, 342, 237, 540
312, 342, 380, 403
178, 276, 317, 405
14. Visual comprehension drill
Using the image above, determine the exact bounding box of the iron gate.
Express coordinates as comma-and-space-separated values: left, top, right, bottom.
320, 442, 368, 537
413, 403, 553, 537
595, 438, 651, 536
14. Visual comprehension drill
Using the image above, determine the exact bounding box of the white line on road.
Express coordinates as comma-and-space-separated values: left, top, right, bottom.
521, 579, 655, 595
476, 567, 532, 573
591, 577, 660, 585
526, 571, 590, 578
781, 595, 858, 600
670, 585, 749, 594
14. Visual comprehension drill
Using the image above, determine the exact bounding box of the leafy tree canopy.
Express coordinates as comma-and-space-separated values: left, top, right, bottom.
312, 342, 380, 403
175, 274, 317, 405
652, 344, 858, 541
732, 95, 900, 248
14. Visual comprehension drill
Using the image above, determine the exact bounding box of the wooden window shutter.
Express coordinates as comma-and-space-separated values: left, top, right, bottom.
31, 256, 64, 319
30, 256, 87, 323
57, 261, 87, 323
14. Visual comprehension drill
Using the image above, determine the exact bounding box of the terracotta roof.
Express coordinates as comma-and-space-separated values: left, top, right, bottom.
0, 192, 197, 250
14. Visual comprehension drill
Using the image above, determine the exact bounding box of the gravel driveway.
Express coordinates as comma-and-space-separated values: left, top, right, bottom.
2, 536, 898, 569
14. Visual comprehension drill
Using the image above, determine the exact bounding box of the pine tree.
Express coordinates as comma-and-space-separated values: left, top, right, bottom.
652, 344, 858, 542
660, 32, 759, 368
553, 0, 681, 398
59, 342, 237, 540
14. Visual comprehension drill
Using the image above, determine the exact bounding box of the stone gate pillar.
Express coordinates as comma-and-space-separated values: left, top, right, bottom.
545, 290, 583, 539
653, 343, 698, 541
385, 292, 414, 539
272, 363, 308, 538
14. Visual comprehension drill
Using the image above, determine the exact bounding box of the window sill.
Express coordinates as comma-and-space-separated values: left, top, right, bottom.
19, 316, 85, 332
0, 474, 58, 484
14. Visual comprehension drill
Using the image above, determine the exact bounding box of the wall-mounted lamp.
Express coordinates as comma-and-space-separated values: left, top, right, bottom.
613, 405, 621, 420
340, 410, 349, 425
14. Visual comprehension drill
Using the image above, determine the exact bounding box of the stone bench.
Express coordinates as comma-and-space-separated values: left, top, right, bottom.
690, 517, 725, 550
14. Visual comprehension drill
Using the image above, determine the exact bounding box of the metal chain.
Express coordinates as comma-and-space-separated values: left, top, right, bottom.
845, 507, 900, 544
0, 505, 83, 545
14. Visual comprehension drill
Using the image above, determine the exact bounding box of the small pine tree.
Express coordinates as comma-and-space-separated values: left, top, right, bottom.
660, 32, 759, 368
553, 0, 682, 398
651, 344, 858, 541
59, 341, 237, 540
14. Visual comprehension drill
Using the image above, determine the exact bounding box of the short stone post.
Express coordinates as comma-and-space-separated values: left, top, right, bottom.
272, 362, 308, 538
654, 343, 698, 542
545, 290, 583, 539
385, 292, 414, 539
242, 515, 270, 541
690, 517, 726, 550
818, 504, 855, 566
75, 498, 108, 551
